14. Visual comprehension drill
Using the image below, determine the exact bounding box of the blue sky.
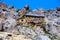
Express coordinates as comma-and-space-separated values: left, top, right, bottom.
0, 0, 60, 10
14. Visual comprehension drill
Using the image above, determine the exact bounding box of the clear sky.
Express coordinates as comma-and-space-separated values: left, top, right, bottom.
0, 0, 60, 10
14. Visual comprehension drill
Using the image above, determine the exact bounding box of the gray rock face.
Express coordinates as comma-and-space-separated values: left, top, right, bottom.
0, 2, 60, 40
3, 18, 17, 32
0, 19, 3, 30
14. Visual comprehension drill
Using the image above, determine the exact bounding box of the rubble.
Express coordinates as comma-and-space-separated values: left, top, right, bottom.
0, 32, 32, 40
0, 2, 60, 40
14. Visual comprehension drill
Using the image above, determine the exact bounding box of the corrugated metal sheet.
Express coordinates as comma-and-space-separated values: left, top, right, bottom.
25, 12, 45, 17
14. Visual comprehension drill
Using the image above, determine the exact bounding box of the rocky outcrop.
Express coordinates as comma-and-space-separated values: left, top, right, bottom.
0, 2, 60, 40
